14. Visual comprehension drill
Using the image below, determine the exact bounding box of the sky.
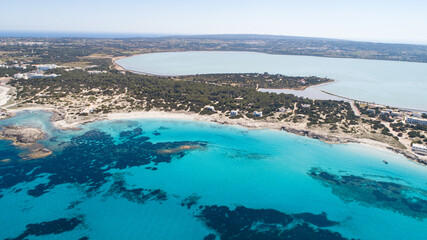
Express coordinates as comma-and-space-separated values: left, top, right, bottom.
1, 0, 426, 44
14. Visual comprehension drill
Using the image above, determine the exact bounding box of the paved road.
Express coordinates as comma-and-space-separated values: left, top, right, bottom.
350, 101, 361, 116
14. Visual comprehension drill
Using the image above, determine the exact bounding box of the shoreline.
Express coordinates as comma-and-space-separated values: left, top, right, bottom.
112, 56, 159, 76
5, 107, 425, 166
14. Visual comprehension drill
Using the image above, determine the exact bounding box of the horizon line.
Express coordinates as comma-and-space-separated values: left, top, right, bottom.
0, 30, 426, 46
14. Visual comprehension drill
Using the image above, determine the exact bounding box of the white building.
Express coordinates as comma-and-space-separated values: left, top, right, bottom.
26, 72, 46, 78
302, 104, 311, 108
412, 144, 427, 155
412, 112, 422, 118
391, 112, 403, 117
366, 109, 376, 114
88, 70, 107, 74
37, 64, 57, 71
406, 116, 427, 126
253, 111, 263, 117
14, 72, 58, 79
230, 110, 239, 116
205, 106, 215, 111
14, 73, 28, 79
278, 107, 291, 113
12, 64, 27, 69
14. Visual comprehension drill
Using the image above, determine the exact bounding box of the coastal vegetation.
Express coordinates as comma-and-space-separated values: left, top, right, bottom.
181, 73, 333, 90
9, 70, 355, 127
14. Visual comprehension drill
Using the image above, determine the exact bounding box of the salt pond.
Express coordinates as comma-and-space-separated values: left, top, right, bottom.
117, 51, 427, 110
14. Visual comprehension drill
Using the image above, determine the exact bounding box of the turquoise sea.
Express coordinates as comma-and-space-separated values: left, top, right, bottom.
117, 51, 427, 110
0, 110, 426, 240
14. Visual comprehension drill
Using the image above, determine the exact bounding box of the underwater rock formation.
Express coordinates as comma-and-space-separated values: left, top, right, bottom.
6, 217, 83, 240
0, 128, 206, 197
308, 168, 427, 219
197, 205, 348, 240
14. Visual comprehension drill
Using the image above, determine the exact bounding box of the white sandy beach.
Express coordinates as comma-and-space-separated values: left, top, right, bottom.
43, 109, 425, 164
0, 86, 12, 106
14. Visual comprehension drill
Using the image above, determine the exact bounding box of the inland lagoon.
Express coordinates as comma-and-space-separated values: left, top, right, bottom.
116, 51, 427, 110
0, 110, 426, 240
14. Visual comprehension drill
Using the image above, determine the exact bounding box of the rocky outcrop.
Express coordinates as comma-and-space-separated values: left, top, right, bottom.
0, 126, 52, 160
281, 126, 357, 144
157, 145, 203, 154
0, 111, 14, 120
0, 126, 46, 145
26, 147, 52, 160
387, 147, 427, 165
50, 110, 66, 122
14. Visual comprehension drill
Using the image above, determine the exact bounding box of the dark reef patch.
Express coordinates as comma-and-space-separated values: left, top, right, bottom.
67, 200, 83, 210
308, 168, 427, 219
0, 128, 206, 197
0, 140, 23, 164
181, 194, 201, 209
203, 233, 217, 240
144, 166, 158, 170
293, 212, 339, 227
227, 149, 270, 161
6, 217, 83, 240
105, 178, 167, 204
119, 127, 144, 138
197, 205, 349, 240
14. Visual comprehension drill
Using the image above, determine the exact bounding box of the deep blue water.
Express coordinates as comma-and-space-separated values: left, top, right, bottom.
0, 111, 426, 240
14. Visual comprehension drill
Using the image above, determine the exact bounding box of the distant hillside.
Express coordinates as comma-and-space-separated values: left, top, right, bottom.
1, 33, 427, 63
156, 34, 427, 63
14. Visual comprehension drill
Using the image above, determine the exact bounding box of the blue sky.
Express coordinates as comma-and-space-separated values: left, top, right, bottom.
1, 0, 426, 44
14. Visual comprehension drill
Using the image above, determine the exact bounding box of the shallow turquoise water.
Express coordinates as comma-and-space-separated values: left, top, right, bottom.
0, 111, 426, 240
117, 51, 427, 110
